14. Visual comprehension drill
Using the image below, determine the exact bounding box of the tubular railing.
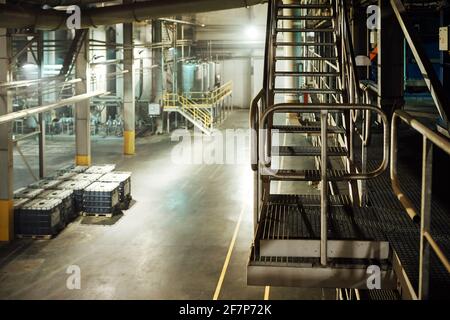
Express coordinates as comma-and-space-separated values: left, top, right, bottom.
259, 103, 389, 181
391, 110, 450, 299
187, 81, 233, 106
162, 92, 213, 128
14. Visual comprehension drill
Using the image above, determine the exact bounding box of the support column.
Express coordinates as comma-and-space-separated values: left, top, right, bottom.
378, 0, 404, 116
37, 31, 46, 178
123, 21, 135, 155
284, 0, 299, 104
75, 32, 91, 166
0, 20, 14, 242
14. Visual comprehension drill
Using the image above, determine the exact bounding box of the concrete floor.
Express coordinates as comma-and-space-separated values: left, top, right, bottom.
0, 110, 334, 300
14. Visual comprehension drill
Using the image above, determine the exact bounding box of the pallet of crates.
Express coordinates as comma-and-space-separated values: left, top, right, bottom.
28, 179, 62, 190
56, 164, 75, 175
85, 164, 116, 175
73, 173, 104, 182
98, 172, 132, 210
13, 198, 30, 232
82, 182, 120, 218
57, 180, 93, 219
37, 189, 74, 228
14, 187, 45, 200
15, 198, 64, 240
70, 166, 89, 173
55, 171, 78, 181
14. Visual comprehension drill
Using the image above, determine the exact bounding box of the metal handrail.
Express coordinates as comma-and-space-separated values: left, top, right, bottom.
391, 109, 450, 299
259, 103, 389, 181
250, 89, 264, 172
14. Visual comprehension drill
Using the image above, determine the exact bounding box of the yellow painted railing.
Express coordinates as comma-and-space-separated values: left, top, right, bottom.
162, 81, 233, 130
185, 81, 233, 107
163, 92, 213, 129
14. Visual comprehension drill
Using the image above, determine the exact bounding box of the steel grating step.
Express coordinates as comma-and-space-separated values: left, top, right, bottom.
268, 194, 351, 206
272, 145, 348, 157
255, 202, 389, 259
263, 169, 350, 182
275, 42, 337, 47
277, 15, 333, 21
274, 88, 342, 94
247, 246, 396, 289
277, 4, 332, 10
275, 71, 340, 77
272, 124, 345, 134
276, 28, 335, 33
275, 56, 338, 61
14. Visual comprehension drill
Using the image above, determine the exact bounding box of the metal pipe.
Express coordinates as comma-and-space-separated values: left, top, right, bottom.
0, 0, 265, 30
250, 89, 264, 171
0, 91, 107, 125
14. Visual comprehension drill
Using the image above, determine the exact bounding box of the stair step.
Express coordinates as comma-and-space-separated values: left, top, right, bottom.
275, 56, 338, 61
256, 202, 389, 258
276, 28, 334, 33
247, 247, 396, 289
277, 15, 333, 21
268, 194, 351, 206
263, 169, 349, 181
277, 4, 332, 10
275, 71, 340, 77
272, 124, 345, 134
275, 42, 336, 47
274, 88, 342, 94
273, 146, 348, 157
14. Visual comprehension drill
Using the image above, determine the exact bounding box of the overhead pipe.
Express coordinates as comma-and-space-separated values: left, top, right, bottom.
0, 0, 266, 30
0, 91, 107, 125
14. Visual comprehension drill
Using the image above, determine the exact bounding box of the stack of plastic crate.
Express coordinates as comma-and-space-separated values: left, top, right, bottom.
57, 180, 93, 213
71, 166, 89, 173
15, 198, 63, 239
14, 187, 45, 200
73, 173, 104, 182
56, 172, 78, 181
85, 164, 116, 175
82, 182, 120, 217
29, 179, 62, 190
37, 189, 75, 226
99, 172, 132, 209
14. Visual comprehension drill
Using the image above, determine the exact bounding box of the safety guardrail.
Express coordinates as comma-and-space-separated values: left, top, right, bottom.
391, 109, 450, 299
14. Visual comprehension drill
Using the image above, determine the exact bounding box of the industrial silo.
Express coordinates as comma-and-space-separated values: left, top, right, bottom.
194, 63, 204, 92
182, 63, 195, 94
209, 62, 216, 90
215, 62, 222, 87
202, 62, 210, 92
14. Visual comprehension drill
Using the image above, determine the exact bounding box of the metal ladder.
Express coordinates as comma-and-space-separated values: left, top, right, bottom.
248, 0, 393, 290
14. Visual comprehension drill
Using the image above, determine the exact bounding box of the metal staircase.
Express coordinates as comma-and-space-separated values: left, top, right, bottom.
162, 81, 233, 135
248, 0, 395, 290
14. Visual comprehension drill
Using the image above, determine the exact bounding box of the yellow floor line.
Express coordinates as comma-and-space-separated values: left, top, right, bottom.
213, 193, 248, 300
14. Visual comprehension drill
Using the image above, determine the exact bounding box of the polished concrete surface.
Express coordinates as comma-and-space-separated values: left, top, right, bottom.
0, 110, 334, 300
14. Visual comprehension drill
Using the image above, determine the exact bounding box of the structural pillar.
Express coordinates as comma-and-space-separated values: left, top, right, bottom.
378, 0, 404, 116
123, 21, 135, 155
37, 31, 46, 178
284, 0, 299, 104
0, 20, 14, 242
75, 32, 92, 166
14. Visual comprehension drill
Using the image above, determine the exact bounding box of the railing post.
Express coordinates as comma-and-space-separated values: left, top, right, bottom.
321, 110, 329, 266
419, 136, 433, 300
